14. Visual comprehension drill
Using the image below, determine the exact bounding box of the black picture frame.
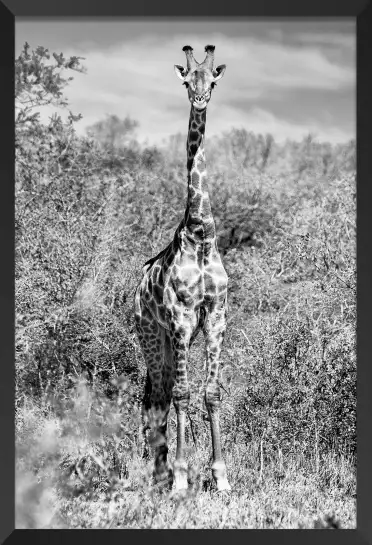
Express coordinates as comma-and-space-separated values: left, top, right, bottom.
1, 1, 370, 544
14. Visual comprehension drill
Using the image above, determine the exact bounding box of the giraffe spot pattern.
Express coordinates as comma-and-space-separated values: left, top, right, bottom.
189, 143, 198, 156
191, 171, 200, 187
201, 198, 212, 216
134, 60, 230, 489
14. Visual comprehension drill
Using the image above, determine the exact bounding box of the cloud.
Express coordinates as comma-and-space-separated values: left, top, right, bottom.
36, 29, 355, 145
207, 105, 353, 144
293, 32, 355, 50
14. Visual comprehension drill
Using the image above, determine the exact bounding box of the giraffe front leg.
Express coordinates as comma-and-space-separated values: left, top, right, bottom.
204, 309, 231, 492
142, 369, 172, 486
136, 316, 172, 487
170, 323, 192, 491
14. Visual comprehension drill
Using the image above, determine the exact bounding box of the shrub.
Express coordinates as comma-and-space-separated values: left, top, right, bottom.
15, 42, 356, 529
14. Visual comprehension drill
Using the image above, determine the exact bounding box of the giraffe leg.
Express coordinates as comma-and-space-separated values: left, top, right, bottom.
203, 306, 231, 492
136, 313, 172, 486
162, 331, 175, 415
141, 370, 152, 460
170, 320, 193, 491
160, 331, 175, 481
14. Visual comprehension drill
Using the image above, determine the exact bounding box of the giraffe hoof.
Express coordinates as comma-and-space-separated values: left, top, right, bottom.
212, 462, 231, 493
216, 480, 231, 493
173, 460, 188, 491
153, 466, 173, 489
173, 475, 188, 491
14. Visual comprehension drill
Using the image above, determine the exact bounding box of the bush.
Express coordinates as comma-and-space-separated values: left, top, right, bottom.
15, 42, 356, 529
231, 315, 356, 458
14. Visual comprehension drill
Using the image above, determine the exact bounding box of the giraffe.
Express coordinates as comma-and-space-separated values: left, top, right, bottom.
134, 45, 230, 492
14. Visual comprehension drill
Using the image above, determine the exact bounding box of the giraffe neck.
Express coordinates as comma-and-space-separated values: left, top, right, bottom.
184, 107, 216, 241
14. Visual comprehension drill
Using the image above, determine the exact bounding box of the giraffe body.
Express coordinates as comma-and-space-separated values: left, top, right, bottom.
134, 45, 230, 491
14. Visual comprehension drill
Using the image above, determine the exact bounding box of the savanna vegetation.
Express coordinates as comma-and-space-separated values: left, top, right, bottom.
15, 43, 356, 529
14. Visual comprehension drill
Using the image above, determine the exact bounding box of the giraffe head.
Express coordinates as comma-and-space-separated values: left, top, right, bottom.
174, 45, 226, 110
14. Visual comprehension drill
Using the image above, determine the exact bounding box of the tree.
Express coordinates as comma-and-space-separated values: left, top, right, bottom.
15, 42, 85, 128
15, 43, 86, 189
86, 114, 139, 149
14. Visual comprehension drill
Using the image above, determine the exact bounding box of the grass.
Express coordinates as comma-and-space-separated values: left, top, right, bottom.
15, 382, 356, 529
15, 69, 356, 527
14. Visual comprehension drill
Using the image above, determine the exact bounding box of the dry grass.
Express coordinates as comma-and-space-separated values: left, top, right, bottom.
15, 93, 356, 531
15, 46, 357, 529
15, 162, 356, 527
15, 382, 356, 529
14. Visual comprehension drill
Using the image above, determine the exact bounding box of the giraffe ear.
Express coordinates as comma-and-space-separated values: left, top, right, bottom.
213, 64, 226, 82
174, 64, 187, 80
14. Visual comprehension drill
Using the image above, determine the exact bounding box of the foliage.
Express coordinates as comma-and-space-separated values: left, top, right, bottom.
15, 382, 356, 528
15, 42, 85, 113
86, 114, 139, 149
15, 43, 356, 529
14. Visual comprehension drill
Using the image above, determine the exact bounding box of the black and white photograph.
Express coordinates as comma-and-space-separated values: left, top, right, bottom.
15, 19, 356, 529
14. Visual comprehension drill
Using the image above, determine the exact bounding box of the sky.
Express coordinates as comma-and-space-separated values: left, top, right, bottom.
15, 19, 355, 145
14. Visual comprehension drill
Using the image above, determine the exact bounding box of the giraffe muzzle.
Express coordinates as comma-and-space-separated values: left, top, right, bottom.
193, 94, 207, 109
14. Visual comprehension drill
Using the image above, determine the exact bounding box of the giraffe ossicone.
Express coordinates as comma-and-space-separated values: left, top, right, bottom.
134, 45, 230, 492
